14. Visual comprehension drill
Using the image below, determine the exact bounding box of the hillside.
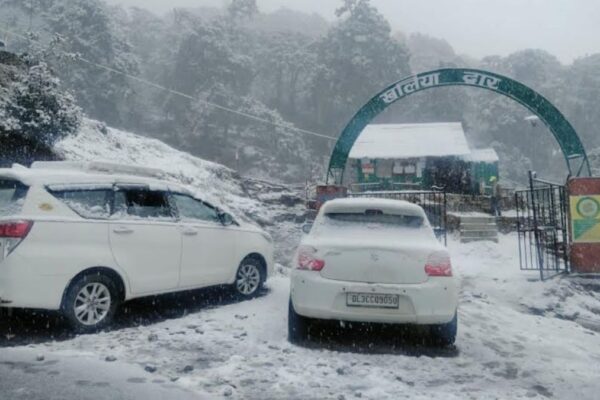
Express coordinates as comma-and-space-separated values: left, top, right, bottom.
55, 119, 307, 264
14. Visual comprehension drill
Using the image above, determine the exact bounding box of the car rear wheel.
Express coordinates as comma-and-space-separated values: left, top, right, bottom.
430, 312, 457, 346
288, 299, 311, 343
233, 258, 264, 299
63, 273, 120, 333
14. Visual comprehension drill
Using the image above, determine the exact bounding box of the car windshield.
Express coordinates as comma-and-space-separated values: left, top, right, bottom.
0, 179, 28, 217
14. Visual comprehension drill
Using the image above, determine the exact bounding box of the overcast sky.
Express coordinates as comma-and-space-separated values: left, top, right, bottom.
106, 0, 600, 63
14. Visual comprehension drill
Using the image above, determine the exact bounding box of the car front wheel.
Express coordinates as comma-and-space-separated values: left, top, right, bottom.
63, 273, 120, 333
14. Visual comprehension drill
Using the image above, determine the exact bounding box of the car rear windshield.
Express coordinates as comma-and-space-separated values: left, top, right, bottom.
325, 210, 423, 228
0, 179, 29, 217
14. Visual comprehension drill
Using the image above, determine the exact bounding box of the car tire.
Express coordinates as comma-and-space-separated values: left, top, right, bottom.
288, 299, 311, 344
62, 273, 120, 333
430, 312, 457, 346
232, 257, 265, 299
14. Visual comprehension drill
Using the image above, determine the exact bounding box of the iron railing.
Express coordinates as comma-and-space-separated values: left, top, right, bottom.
515, 172, 569, 280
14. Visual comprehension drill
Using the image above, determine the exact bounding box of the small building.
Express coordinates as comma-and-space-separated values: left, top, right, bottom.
348, 122, 498, 193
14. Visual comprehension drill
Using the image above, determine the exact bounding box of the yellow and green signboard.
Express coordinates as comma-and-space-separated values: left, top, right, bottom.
571, 195, 600, 243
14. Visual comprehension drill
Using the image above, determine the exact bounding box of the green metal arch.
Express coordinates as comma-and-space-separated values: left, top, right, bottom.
326, 68, 590, 184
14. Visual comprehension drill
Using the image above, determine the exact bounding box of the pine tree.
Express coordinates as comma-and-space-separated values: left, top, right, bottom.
2, 60, 81, 145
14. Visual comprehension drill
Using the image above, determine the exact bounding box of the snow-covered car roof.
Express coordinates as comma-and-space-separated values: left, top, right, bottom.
321, 197, 426, 217
0, 161, 190, 193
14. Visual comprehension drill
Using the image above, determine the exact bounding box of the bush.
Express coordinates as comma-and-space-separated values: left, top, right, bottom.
1, 58, 82, 147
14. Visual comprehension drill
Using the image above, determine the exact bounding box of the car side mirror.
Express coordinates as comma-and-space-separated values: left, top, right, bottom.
302, 223, 312, 234
218, 211, 235, 226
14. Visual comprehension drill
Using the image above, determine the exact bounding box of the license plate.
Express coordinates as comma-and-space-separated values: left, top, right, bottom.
346, 292, 400, 309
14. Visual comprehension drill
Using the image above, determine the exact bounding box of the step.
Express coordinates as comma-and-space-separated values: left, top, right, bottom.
460, 222, 498, 230
461, 236, 499, 243
460, 230, 499, 239
459, 216, 497, 224
458, 213, 499, 243
460, 231, 498, 237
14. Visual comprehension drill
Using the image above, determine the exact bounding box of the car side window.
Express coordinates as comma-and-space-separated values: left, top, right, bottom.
48, 189, 112, 219
113, 188, 173, 220
171, 193, 220, 223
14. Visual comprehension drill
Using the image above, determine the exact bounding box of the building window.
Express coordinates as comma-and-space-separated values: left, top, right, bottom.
360, 158, 375, 176
392, 159, 419, 179
376, 159, 393, 178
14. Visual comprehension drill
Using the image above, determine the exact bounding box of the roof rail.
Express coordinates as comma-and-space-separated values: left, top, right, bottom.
30, 161, 166, 179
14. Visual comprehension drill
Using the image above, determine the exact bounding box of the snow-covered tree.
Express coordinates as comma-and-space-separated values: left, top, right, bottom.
0, 52, 81, 165
563, 54, 600, 149
227, 0, 258, 21
1, 60, 81, 145
252, 31, 319, 124
1, 0, 140, 127
308, 0, 411, 134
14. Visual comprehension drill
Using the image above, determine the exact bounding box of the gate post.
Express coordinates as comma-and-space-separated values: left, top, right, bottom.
567, 177, 600, 273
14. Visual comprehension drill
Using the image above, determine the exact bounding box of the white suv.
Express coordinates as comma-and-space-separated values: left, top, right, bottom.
0, 161, 274, 332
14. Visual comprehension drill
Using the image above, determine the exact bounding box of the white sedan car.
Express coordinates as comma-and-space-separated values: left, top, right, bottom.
289, 197, 458, 345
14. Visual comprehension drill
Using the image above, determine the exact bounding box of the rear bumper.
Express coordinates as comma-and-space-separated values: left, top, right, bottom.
0, 254, 68, 310
290, 270, 458, 325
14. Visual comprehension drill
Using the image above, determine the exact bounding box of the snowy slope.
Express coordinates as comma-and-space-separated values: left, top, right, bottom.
55, 119, 308, 263
55, 119, 258, 217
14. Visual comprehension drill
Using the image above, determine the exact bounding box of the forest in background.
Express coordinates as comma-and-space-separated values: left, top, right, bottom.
2, 0, 600, 184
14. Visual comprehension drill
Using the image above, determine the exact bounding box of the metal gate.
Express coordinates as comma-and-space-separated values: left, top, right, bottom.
515, 171, 570, 280
348, 190, 447, 245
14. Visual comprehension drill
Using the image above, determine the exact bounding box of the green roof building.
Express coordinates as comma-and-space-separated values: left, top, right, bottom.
348, 122, 499, 194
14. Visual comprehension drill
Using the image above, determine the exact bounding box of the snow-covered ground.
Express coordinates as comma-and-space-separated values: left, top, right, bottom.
2, 120, 600, 399
2, 234, 600, 400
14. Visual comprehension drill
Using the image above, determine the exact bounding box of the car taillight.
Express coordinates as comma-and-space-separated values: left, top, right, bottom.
0, 220, 33, 258
425, 251, 452, 277
297, 246, 325, 271
0, 220, 33, 238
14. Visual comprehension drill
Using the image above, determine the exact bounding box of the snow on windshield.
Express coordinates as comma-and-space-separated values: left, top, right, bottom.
49, 189, 112, 219
309, 209, 436, 244
325, 211, 424, 228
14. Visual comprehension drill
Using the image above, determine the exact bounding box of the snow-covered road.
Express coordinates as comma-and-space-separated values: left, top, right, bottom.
0, 347, 202, 400
2, 234, 600, 399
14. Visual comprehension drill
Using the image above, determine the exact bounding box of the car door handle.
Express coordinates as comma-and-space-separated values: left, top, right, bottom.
113, 226, 134, 234
181, 228, 198, 236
